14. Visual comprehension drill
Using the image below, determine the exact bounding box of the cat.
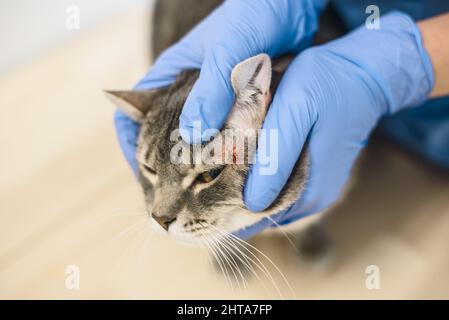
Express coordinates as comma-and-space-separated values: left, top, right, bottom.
106, 53, 311, 241
106, 0, 348, 272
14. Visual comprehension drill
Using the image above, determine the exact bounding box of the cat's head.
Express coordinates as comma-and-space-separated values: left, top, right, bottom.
106, 54, 279, 243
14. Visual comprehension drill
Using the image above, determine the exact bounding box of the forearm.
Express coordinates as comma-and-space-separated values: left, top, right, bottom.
418, 12, 449, 98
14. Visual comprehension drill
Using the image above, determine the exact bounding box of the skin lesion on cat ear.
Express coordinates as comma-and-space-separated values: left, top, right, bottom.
104, 89, 162, 123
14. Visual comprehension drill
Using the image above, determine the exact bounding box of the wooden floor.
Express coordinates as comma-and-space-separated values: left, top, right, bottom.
1, 9, 449, 299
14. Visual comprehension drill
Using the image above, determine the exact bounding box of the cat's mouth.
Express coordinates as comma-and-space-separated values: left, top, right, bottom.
149, 207, 266, 246
169, 224, 220, 245
148, 213, 220, 242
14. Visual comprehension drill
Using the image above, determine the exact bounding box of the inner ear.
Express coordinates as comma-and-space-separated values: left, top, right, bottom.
231, 54, 272, 97
104, 89, 164, 123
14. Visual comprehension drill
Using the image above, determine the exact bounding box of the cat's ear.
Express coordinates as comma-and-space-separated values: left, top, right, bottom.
231, 53, 272, 97
104, 89, 160, 123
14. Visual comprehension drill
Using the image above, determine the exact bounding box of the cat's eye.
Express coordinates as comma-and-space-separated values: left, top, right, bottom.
142, 163, 156, 175
196, 167, 224, 184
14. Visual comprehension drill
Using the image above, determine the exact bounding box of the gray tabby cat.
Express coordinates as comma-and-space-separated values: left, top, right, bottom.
107, 53, 310, 240
107, 0, 346, 269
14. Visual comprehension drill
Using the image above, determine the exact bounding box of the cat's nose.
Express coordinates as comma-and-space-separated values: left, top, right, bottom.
152, 213, 176, 231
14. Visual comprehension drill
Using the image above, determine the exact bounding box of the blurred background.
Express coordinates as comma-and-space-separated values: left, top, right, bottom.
1, 0, 449, 299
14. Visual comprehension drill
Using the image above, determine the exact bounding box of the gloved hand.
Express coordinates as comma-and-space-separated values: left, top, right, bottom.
114, 0, 329, 171
235, 12, 434, 238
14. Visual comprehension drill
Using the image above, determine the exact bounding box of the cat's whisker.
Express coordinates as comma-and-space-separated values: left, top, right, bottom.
107, 207, 146, 218
226, 229, 296, 299
139, 227, 156, 272
211, 232, 264, 299
213, 229, 280, 298
211, 225, 295, 299
201, 235, 229, 289
208, 235, 246, 296
265, 216, 299, 250
210, 226, 276, 281
134, 221, 154, 267
211, 230, 272, 296
98, 208, 146, 226
122, 222, 151, 272
109, 211, 146, 218
109, 218, 147, 244
204, 226, 250, 298
222, 249, 250, 300
109, 207, 146, 213
202, 234, 233, 292
112, 221, 149, 272
200, 236, 216, 272
104, 219, 146, 276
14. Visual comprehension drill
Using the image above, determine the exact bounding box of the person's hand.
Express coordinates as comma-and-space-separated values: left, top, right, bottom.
234, 12, 434, 237
114, 0, 329, 172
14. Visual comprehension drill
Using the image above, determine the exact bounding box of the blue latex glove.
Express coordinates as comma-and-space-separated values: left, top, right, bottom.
114, 0, 328, 170
235, 11, 434, 238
